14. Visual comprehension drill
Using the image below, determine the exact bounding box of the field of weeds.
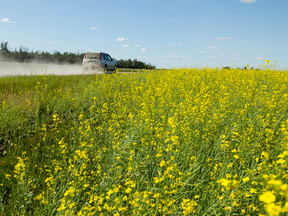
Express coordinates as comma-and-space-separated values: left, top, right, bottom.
1, 63, 288, 215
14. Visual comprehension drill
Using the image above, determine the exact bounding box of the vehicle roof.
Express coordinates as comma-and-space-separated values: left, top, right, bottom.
86, 52, 108, 54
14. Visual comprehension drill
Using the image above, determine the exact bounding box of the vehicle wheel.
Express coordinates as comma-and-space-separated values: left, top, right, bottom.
104, 65, 108, 74
113, 66, 117, 73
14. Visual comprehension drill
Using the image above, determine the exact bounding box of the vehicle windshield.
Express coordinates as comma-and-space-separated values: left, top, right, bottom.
86, 53, 100, 59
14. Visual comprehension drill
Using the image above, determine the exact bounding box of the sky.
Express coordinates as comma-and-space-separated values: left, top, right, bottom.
1, 0, 288, 69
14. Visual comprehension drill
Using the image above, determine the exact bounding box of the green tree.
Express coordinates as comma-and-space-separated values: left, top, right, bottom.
0, 42, 10, 53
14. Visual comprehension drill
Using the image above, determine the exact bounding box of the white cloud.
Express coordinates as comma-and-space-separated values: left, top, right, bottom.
141, 48, 147, 52
200, 51, 207, 53
239, 0, 256, 3
123, 44, 129, 47
257, 57, 265, 60
166, 44, 171, 46
134, 45, 140, 47
238, 43, 245, 46
208, 56, 213, 58
91, 27, 99, 30
219, 54, 225, 57
217, 37, 234, 40
166, 55, 178, 58
174, 43, 182, 46
51, 41, 58, 44
166, 53, 178, 58
115, 37, 130, 42
1, 18, 16, 23
164, 53, 192, 59
206, 46, 218, 49
95, 40, 105, 43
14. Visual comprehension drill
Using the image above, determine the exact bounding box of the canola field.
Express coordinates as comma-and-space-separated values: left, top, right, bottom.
1, 64, 288, 215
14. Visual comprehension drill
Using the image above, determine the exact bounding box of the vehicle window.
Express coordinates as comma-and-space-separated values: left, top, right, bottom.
86, 53, 99, 59
107, 55, 112, 61
101, 54, 106, 60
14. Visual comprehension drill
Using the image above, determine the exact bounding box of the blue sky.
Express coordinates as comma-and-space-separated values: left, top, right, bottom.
1, 0, 288, 68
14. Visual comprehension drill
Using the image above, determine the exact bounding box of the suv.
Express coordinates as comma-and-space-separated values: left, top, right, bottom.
82, 52, 117, 73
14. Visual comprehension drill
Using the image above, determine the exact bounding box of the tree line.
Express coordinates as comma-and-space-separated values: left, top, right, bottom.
0, 41, 156, 69
0, 42, 84, 64
115, 59, 155, 69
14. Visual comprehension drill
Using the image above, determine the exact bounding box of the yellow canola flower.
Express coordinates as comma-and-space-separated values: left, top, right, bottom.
153, 193, 161, 199
232, 180, 240, 189
64, 187, 75, 197
57, 201, 66, 211
224, 206, 232, 211
282, 202, 288, 213
259, 191, 276, 204
156, 153, 163, 157
276, 159, 286, 164
217, 178, 231, 190
242, 177, 250, 183
250, 188, 257, 194
226, 174, 231, 179
125, 187, 132, 193
278, 154, 284, 158
160, 159, 166, 167
266, 203, 282, 216
190, 156, 196, 161
35, 193, 43, 200
107, 189, 113, 196
268, 179, 282, 187
280, 184, 288, 191
233, 154, 239, 159
15, 157, 26, 175
181, 198, 197, 215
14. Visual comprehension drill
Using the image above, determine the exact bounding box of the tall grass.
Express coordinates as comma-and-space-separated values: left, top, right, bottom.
1, 65, 288, 216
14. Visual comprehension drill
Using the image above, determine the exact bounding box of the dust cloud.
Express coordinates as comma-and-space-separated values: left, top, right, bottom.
0, 62, 105, 77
